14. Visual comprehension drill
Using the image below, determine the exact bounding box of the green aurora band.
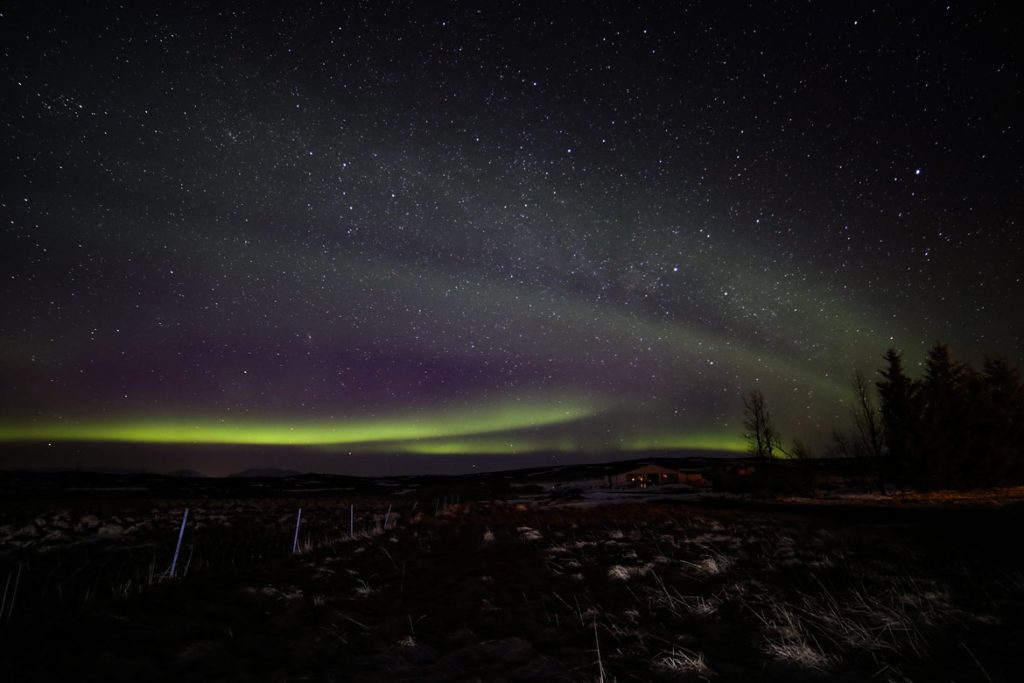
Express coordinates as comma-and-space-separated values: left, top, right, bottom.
0, 398, 748, 454
395, 433, 748, 455
0, 398, 600, 447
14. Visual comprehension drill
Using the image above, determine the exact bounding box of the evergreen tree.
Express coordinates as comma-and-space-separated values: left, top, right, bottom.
981, 357, 1024, 482
958, 364, 987, 486
866, 346, 1022, 489
876, 349, 917, 488
918, 343, 969, 487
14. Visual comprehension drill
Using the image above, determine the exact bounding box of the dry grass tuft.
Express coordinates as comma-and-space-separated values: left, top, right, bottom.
654, 647, 714, 675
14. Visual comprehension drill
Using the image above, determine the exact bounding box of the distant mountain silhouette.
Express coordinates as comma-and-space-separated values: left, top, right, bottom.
76, 466, 149, 475
228, 467, 303, 478
164, 469, 207, 478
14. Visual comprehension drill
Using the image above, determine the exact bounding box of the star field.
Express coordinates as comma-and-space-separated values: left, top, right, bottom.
1, 2, 1022, 469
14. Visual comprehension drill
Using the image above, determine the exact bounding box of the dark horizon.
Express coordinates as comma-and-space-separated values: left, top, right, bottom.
0, 441, 746, 478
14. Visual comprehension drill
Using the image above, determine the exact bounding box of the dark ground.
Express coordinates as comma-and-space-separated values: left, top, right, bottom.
2, 472, 1022, 682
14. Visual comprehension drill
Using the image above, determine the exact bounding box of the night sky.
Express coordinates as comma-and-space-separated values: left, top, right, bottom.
2, 2, 1022, 472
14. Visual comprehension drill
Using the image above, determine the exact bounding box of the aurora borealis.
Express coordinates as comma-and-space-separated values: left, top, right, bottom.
1, 3, 1022, 474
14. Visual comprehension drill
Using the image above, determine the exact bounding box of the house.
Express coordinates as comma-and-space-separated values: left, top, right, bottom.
607, 463, 708, 489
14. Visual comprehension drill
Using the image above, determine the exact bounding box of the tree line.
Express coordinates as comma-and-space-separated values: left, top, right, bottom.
743, 343, 1024, 491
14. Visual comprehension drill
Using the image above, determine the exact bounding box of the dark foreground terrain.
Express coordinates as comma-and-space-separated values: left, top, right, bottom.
2, 474, 1023, 682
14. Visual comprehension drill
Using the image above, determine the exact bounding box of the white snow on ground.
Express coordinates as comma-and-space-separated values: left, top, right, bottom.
577, 488, 753, 506
503, 488, 747, 508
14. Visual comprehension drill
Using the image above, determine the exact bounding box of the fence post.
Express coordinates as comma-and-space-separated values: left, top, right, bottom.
169, 508, 189, 578
1, 563, 22, 621
292, 507, 303, 554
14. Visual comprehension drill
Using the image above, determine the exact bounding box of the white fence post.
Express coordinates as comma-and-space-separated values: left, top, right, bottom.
169, 508, 189, 578
292, 507, 303, 554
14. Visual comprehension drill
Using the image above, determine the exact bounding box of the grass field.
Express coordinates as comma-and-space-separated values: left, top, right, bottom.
2, 479, 1023, 681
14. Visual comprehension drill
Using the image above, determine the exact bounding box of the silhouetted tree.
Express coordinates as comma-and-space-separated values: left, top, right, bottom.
876, 349, 917, 489
851, 370, 886, 493
824, 429, 851, 459
958, 364, 988, 486
980, 357, 1024, 483
918, 343, 970, 487
743, 389, 780, 460
787, 438, 813, 460
820, 344, 1023, 491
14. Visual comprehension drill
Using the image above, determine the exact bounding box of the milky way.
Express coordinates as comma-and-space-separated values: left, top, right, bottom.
2, 3, 1021, 469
